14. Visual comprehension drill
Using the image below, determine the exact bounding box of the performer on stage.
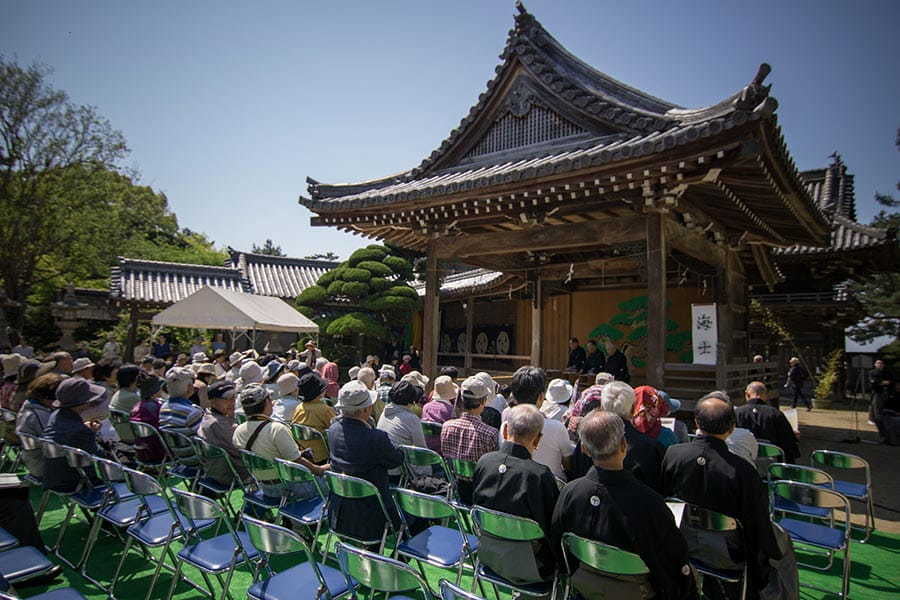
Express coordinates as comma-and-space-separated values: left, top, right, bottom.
566, 337, 586, 372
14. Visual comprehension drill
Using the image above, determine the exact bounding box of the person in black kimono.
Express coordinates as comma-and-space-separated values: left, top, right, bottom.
473, 404, 560, 584
735, 382, 799, 462
661, 396, 782, 599
604, 341, 630, 383
786, 357, 810, 410
566, 338, 587, 373
869, 359, 895, 441
582, 340, 606, 375
552, 411, 696, 600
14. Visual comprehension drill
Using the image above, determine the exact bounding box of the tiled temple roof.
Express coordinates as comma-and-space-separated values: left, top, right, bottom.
413, 269, 514, 298
110, 258, 250, 306
225, 249, 339, 299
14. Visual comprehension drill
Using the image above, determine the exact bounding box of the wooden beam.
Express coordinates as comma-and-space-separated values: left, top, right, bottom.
531, 275, 543, 367
750, 244, 779, 291
646, 212, 666, 388
422, 244, 440, 379
434, 215, 646, 260
664, 218, 726, 268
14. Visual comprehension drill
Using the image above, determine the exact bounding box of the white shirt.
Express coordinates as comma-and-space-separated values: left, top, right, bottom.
726, 427, 759, 466
501, 406, 575, 480
272, 395, 300, 422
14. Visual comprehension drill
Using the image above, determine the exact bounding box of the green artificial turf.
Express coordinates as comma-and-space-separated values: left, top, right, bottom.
12, 485, 900, 600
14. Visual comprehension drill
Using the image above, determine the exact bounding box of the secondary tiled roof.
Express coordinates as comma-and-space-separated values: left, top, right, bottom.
414, 269, 514, 298
110, 258, 250, 305
226, 249, 339, 299
777, 215, 892, 257
801, 155, 856, 221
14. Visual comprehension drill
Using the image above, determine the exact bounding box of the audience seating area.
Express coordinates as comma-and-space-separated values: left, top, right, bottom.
0, 421, 897, 600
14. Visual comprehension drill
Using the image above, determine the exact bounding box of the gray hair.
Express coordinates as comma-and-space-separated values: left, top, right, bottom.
594, 372, 614, 385
357, 367, 376, 386
579, 411, 625, 461
601, 381, 635, 419
700, 390, 730, 403
505, 404, 544, 441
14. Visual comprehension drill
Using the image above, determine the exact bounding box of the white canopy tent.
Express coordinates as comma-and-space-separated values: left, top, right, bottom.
151, 286, 318, 346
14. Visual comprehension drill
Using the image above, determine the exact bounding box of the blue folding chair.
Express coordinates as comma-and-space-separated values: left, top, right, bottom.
324, 470, 401, 556
682, 503, 748, 600
239, 449, 285, 516
811, 450, 875, 543
242, 514, 355, 600
167, 489, 261, 600
768, 463, 834, 520
274, 458, 328, 553
771, 480, 852, 598
193, 436, 244, 519
108, 466, 215, 600
15, 433, 51, 525
0, 573, 86, 600
0, 529, 17, 552
394, 488, 479, 587
440, 579, 488, 600
336, 541, 432, 600
0, 545, 58, 589
158, 428, 201, 487
80, 457, 169, 591
128, 420, 170, 473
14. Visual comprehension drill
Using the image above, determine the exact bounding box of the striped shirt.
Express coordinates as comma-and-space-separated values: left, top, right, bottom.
159, 396, 203, 434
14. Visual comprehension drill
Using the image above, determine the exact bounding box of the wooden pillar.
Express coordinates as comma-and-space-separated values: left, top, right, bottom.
124, 305, 139, 362
530, 275, 543, 367
422, 246, 440, 378
645, 212, 667, 388
464, 297, 475, 376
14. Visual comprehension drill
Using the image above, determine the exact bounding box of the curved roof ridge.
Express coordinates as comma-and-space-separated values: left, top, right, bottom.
116, 256, 239, 272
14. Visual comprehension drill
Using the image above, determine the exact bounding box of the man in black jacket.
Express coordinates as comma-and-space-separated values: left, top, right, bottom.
473, 404, 560, 583
786, 357, 810, 410
566, 337, 586, 373
869, 359, 895, 441
552, 411, 696, 600
604, 340, 630, 382
662, 396, 782, 599
735, 381, 799, 463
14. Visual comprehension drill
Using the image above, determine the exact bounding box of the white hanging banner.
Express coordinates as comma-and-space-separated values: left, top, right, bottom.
691, 303, 718, 365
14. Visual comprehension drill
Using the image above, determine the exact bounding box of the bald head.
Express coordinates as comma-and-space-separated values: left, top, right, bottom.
745, 381, 767, 401
695, 396, 735, 438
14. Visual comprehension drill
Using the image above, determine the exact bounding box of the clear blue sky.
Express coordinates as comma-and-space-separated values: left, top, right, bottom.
4, 0, 898, 260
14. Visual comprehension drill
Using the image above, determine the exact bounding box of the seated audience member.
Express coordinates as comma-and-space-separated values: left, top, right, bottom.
501, 366, 574, 481
197, 381, 248, 485
552, 411, 696, 600
233, 383, 327, 497
566, 372, 614, 435
348, 366, 360, 381
474, 404, 559, 583
659, 391, 690, 443
318, 357, 339, 400
375, 365, 396, 409
632, 385, 679, 448
43, 378, 107, 492
600, 381, 665, 492
735, 381, 799, 463
152, 358, 168, 380
377, 380, 429, 479
225, 352, 244, 381
541, 378, 573, 422
110, 364, 142, 413
582, 339, 606, 375
423, 366, 459, 403
131, 373, 166, 463
421, 375, 458, 451
327, 381, 404, 544
441, 376, 499, 503
474, 372, 505, 413
291, 372, 336, 463
701, 391, 760, 465
50, 351, 74, 375
357, 366, 384, 421
16, 373, 64, 478
11, 359, 52, 413
398, 354, 414, 376
400, 370, 429, 416
661, 395, 782, 597
159, 366, 203, 434
271, 373, 300, 421
236, 360, 265, 399
140, 356, 155, 374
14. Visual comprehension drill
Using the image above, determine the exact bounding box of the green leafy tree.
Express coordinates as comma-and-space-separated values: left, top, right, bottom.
252, 239, 286, 257
587, 295, 692, 367
1, 57, 128, 321
296, 244, 419, 363
847, 128, 899, 343
304, 252, 340, 261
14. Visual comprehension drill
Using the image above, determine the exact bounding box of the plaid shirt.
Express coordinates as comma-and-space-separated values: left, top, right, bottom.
440, 414, 498, 462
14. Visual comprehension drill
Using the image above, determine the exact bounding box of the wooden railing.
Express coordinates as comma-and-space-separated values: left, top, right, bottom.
752, 291, 848, 305
663, 361, 780, 403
